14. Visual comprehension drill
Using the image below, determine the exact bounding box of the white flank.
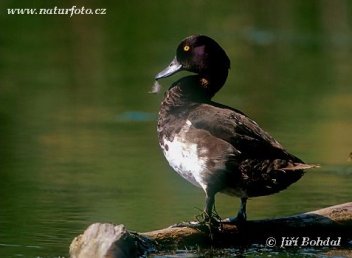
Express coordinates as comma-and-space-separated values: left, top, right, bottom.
161, 120, 208, 190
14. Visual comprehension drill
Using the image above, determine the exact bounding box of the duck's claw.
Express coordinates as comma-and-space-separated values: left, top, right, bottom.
221, 213, 247, 225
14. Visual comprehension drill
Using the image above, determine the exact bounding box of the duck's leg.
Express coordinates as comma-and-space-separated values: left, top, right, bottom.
237, 197, 247, 221
170, 193, 216, 229
222, 197, 248, 224
189, 192, 216, 224
204, 193, 215, 221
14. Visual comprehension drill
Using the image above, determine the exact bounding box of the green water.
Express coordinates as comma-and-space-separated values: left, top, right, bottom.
1, 1, 352, 257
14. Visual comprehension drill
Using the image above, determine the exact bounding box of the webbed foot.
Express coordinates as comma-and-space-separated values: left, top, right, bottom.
221, 213, 247, 225
222, 197, 248, 225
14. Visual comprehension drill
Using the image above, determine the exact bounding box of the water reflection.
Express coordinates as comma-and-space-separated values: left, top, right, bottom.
0, 0, 351, 257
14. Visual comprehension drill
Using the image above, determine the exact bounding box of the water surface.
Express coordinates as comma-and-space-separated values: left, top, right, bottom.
1, 1, 352, 257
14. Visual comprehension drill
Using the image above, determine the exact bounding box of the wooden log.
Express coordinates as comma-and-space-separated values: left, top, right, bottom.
69, 202, 352, 258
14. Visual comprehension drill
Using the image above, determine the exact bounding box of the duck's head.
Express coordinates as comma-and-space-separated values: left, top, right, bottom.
155, 35, 230, 96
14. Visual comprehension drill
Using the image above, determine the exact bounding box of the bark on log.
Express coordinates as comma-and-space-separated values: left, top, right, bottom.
69, 202, 352, 258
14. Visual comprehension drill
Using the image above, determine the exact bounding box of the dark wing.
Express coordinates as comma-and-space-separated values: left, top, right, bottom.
187, 103, 316, 197
187, 102, 302, 162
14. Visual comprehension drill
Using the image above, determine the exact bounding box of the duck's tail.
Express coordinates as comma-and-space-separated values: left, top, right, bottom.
239, 160, 319, 197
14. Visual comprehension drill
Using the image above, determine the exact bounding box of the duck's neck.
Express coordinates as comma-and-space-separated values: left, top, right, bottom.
157, 71, 228, 138
165, 68, 228, 104
199, 67, 229, 97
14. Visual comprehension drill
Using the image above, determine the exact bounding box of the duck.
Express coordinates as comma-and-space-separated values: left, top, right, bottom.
154, 35, 317, 224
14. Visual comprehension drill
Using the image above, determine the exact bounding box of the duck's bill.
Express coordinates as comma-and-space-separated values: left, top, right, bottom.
155, 57, 182, 80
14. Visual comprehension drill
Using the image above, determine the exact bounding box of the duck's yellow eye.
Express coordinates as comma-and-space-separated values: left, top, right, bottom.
183, 45, 190, 52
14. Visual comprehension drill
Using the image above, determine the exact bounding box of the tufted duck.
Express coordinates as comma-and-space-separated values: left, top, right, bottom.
155, 35, 317, 224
